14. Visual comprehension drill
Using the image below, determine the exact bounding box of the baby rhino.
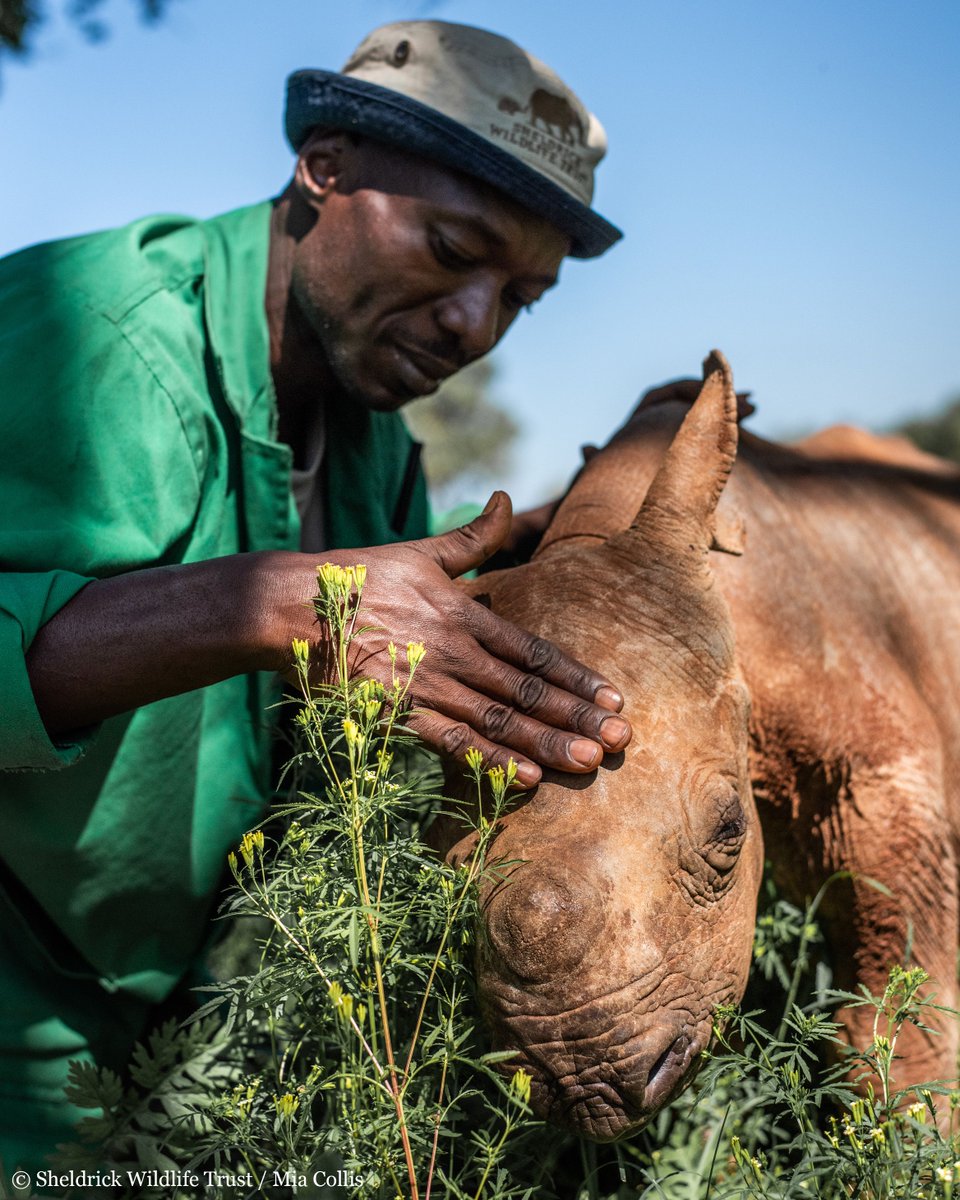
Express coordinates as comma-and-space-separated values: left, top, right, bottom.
437, 352, 960, 1140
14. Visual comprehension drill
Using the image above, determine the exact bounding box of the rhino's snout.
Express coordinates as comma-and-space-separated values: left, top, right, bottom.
480, 859, 716, 1138
543, 1022, 703, 1140
484, 863, 605, 982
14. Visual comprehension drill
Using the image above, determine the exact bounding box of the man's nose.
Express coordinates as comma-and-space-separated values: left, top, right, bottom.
435, 277, 503, 361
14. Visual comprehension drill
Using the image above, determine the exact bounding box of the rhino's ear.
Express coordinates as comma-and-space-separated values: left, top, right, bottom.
628, 350, 739, 554
711, 507, 746, 556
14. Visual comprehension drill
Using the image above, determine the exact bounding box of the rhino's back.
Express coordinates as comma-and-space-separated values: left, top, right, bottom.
794, 423, 960, 475
726, 420, 960, 656
719, 421, 960, 843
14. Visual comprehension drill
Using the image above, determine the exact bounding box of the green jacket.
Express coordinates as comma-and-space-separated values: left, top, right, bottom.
0, 201, 429, 1006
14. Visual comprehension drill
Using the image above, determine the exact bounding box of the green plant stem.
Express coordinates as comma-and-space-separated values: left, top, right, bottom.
423, 1054, 449, 1200
400, 763, 506, 1088
347, 712, 419, 1199
234, 868, 387, 1081
471, 1110, 518, 1200
401, 850, 485, 1085
776, 870, 848, 1042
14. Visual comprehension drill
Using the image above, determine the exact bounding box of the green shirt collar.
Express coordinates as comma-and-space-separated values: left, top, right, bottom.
200, 200, 279, 438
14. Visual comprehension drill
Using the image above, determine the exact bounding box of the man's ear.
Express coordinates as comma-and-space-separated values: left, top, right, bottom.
293, 130, 353, 209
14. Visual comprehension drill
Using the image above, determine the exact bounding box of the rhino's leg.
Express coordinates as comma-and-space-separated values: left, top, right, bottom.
816, 762, 959, 1098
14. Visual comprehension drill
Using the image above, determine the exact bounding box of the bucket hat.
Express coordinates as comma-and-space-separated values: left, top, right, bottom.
284, 20, 622, 259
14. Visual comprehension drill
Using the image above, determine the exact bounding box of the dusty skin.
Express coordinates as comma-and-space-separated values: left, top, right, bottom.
433, 352, 960, 1141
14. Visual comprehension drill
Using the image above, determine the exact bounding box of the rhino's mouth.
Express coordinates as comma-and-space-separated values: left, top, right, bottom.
538, 1033, 702, 1140
476, 959, 726, 1139
494, 1012, 709, 1141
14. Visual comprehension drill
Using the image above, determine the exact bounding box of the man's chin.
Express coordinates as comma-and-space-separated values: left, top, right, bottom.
331, 379, 428, 414
339, 370, 443, 413
325, 341, 448, 412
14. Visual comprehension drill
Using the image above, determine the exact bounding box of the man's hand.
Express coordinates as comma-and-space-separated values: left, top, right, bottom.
256, 492, 631, 788
28, 493, 631, 786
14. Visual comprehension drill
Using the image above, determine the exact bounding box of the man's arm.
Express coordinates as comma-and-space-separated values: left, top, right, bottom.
26, 493, 630, 789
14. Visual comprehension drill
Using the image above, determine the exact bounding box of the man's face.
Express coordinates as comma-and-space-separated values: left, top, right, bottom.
289, 135, 571, 412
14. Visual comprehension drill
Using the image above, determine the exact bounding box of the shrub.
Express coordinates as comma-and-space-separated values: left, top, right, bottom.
52, 570, 960, 1199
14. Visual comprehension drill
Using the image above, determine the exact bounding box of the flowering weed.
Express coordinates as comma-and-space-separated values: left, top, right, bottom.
51, 574, 960, 1198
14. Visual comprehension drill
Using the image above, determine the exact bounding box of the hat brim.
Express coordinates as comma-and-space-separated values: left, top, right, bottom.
285, 70, 622, 259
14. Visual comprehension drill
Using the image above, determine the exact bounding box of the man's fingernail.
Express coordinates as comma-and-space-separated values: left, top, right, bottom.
515, 761, 541, 787
569, 738, 602, 768
595, 686, 623, 711
600, 716, 630, 748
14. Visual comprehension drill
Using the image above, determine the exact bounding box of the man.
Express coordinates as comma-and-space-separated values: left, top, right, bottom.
0, 20, 630, 1171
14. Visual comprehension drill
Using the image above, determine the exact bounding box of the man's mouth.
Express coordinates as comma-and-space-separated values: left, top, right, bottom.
391, 339, 460, 395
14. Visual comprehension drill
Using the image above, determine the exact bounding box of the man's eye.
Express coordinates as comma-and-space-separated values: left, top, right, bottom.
432, 234, 476, 270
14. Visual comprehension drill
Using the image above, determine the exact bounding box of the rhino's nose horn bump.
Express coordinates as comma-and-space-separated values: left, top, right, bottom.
485, 866, 603, 982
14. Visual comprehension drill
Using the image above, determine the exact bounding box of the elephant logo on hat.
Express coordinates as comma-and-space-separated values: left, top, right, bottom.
498, 88, 586, 145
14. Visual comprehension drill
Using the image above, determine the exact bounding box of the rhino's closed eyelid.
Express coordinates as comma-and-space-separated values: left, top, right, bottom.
694, 791, 746, 853
712, 811, 747, 844
695, 782, 741, 817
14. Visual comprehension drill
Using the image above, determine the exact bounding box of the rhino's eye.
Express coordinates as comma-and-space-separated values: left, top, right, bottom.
702, 795, 746, 873
714, 810, 746, 844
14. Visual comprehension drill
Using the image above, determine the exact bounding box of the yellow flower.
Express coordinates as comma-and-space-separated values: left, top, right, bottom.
342, 718, 361, 749
239, 829, 265, 869
274, 1092, 299, 1119
291, 637, 310, 666
354, 564, 367, 589
316, 562, 340, 595
316, 562, 358, 599
328, 980, 354, 1023
356, 678, 384, 703
407, 641, 426, 670
465, 747, 484, 773
510, 1068, 532, 1103
487, 764, 506, 794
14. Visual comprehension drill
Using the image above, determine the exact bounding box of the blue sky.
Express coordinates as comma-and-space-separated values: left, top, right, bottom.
2, 0, 957, 506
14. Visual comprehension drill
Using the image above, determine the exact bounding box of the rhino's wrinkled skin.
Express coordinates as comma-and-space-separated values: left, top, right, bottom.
435, 352, 960, 1140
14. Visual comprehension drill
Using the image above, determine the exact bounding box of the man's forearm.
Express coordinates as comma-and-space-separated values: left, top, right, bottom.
24, 500, 631, 785
25, 553, 281, 737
